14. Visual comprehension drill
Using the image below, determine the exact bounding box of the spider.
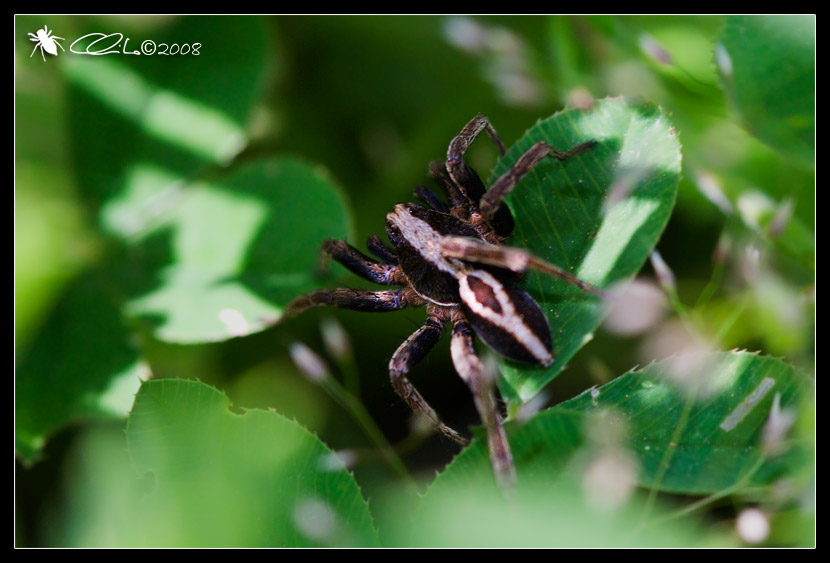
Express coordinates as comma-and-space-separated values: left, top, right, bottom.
286, 115, 597, 488
28, 25, 65, 62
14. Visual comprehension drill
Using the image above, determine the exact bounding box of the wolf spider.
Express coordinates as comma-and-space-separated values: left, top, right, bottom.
287, 115, 596, 488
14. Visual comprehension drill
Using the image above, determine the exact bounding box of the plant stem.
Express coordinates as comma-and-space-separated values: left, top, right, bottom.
317, 373, 420, 495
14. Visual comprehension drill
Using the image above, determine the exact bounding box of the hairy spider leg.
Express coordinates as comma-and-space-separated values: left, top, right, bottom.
442, 115, 515, 240
441, 114, 596, 242
479, 138, 596, 224
285, 288, 412, 317
389, 312, 468, 446
286, 238, 413, 316
428, 160, 469, 217
292, 237, 469, 445
439, 236, 605, 296
450, 315, 516, 489
365, 234, 399, 265
318, 239, 402, 285
413, 184, 449, 213
448, 114, 508, 160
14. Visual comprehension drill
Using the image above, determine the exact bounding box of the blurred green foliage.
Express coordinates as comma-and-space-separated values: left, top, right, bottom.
16, 15, 813, 547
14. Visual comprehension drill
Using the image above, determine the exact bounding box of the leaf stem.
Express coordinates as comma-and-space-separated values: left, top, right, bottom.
316, 370, 421, 496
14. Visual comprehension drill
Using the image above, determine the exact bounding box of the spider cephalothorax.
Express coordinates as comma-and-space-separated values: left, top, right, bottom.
287, 115, 596, 487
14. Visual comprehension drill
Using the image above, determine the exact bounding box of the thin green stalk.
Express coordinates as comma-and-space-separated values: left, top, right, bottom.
289, 341, 419, 495
317, 373, 420, 496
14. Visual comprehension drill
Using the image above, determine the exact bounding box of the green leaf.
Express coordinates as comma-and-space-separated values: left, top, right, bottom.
123, 157, 352, 343
401, 472, 708, 547
437, 351, 809, 493
405, 409, 699, 547
559, 351, 811, 493
493, 97, 681, 402
716, 15, 815, 166
410, 351, 809, 546
63, 16, 271, 214
124, 379, 380, 547
15, 269, 145, 464
16, 31, 334, 457
16, 17, 278, 460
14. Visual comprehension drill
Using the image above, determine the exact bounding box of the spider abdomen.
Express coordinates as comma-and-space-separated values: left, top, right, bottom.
386, 201, 554, 366
459, 270, 553, 366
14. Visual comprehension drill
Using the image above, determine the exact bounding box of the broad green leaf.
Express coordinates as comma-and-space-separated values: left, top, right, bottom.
406, 408, 702, 547
124, 379, 380, 547
63, 16, 271, 216
435, 351, 809, 493
15, 269, 145, 464
123, 157, 352, 342
412, 351, 809, 546
493, 98, 681, 402
716, 15, 815, 166
558, 351, 811, 493
16, 17, 275, 460
401, 472, 709, 547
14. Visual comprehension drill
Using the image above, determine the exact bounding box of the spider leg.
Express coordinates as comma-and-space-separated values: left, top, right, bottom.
443, 116, 516, 238
413, 184, 449, 213
429, 160, 470, 219
389, 313, 468, 446
440, 236, 604, 296
320, 239, 402, 285
448, 114, 508, 159
366, 234, 398, 265
450, 315, 516, 489
285, 288, 411, 317
31, 43, 45, 61
478, 139, 596, 224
